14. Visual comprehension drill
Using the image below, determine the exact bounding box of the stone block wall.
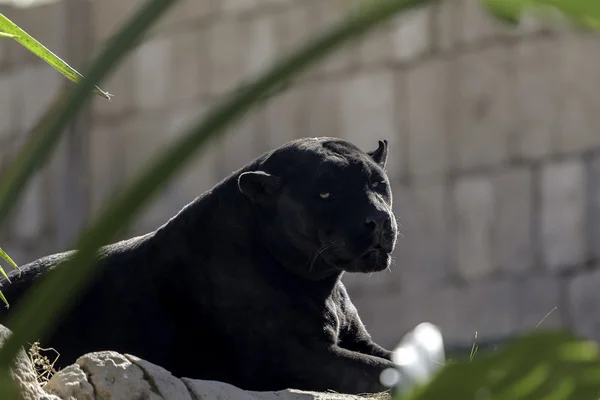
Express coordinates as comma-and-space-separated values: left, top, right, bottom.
2, 0, 600, 351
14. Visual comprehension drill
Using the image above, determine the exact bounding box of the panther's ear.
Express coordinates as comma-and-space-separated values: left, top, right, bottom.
368, 139, 388, 168
238, 171, 282, 202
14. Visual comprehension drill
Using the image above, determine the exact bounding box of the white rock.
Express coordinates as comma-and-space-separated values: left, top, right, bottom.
46, 351, 162, 400
42, 351, 385, 400
0, 325, 61, 400
42, 349, 388, 400
43, 364, 95, 400
126, 354, 193, 400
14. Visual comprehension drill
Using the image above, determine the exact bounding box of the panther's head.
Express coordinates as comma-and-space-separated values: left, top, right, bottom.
238, 137, 398, 279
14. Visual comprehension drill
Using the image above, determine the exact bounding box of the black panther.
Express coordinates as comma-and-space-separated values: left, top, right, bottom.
0, 137, 399, 395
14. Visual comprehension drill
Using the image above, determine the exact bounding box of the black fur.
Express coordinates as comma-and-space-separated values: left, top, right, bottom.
0, 137, 399, 394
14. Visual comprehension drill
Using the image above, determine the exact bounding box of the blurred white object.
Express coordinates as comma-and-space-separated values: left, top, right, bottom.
0, 0, 60, 7
380, 322, 446, 394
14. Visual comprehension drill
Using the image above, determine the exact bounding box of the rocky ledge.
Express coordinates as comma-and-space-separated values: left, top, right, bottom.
1, 325, 389, 400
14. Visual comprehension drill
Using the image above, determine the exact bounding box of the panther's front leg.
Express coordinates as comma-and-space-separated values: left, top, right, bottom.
283, 343, 395, 395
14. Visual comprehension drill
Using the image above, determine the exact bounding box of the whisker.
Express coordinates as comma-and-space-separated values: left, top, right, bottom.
308, 242, 335, 272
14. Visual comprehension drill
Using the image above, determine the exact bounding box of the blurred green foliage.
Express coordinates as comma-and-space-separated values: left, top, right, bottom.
0, 0, 426, 397
482, 0, 600, 30
397, 331, 600, 400
1, 0, 600, 399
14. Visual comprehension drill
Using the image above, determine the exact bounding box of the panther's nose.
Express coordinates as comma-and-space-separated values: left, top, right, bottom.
365, 209, 389, 233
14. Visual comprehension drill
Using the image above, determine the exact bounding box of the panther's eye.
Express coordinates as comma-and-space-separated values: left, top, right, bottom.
319, 192, 331, 199
371, 181, 384, 189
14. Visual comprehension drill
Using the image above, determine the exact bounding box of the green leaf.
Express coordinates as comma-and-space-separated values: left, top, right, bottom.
0, 0, 176, 236
0, 13, 111, 99
0, 3, 181, 393
0, 290, 7, 309
482, 0, 600, 31
0, 368, 18, 399
0, 0, 430, 386
0, 266, 10, 285
0, 246, 17, 308
0, 248, 19, 273
0, 0, 178, 378
0, 31, 17, 38
398, 330, 600, 400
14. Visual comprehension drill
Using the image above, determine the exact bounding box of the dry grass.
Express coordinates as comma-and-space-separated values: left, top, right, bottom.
27, 341, 60, 386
